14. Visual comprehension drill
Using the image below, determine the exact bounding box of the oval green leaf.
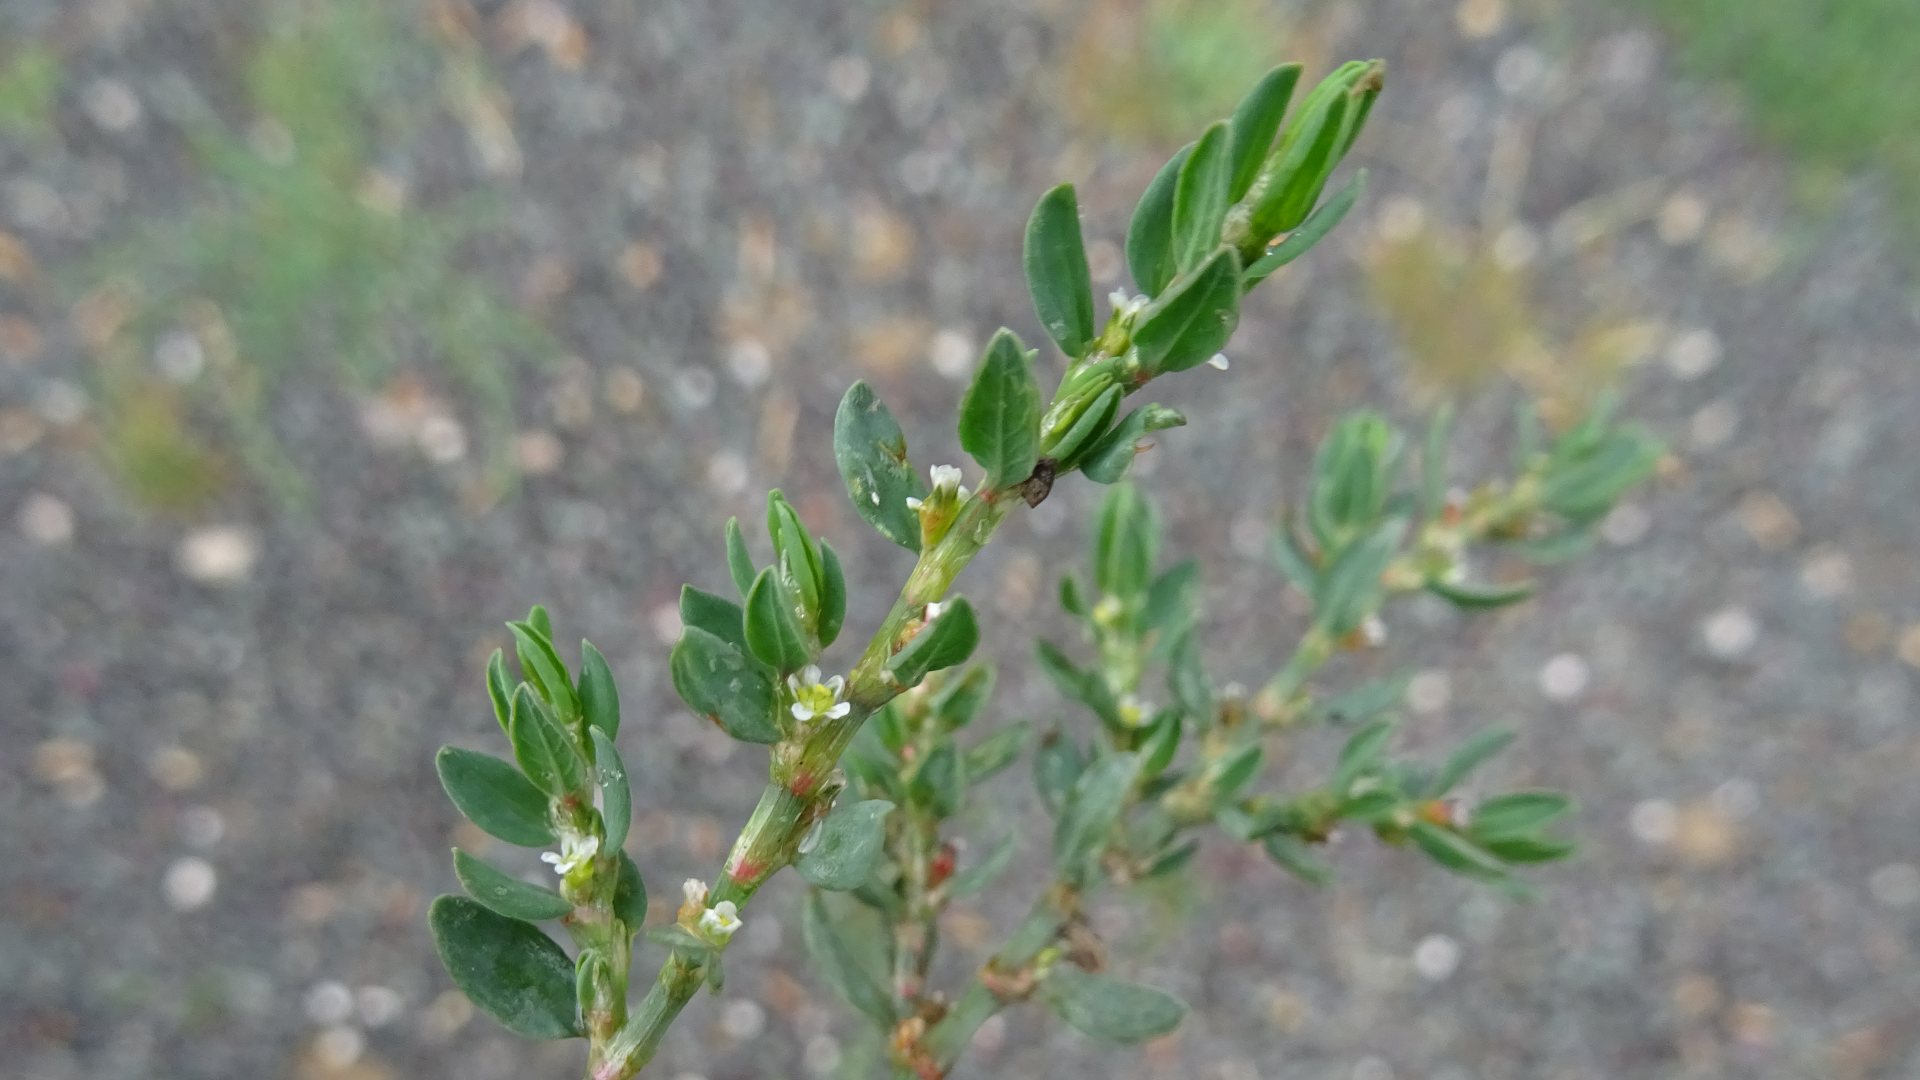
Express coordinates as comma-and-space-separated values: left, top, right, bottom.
453, 848, 575, 921
436, 746, 556, 848
428, 896, 581, 1040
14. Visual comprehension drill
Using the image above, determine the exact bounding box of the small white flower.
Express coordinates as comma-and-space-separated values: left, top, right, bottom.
698, 900, 742, 943
1206, 353, 1230, 370
905, 496, 923, 510
787, 665, 851, 722
929, 464, 963, 494
541, 832, 600, 876
924, 601, 944, 620
1108, 290, 1148, 319
683, 878, 709, 908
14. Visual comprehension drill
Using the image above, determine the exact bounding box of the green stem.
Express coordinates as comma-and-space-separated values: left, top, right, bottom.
918, 883, 1079, 1071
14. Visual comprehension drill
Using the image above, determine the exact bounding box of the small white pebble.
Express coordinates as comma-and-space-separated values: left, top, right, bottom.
154, 330, 206, 382
1412, 933, 1463, 981
1630, 798, 1678, 845
37, 380, 88, 426
516, 430, 564, 475
1868, 863, 1920, 909
1665, 328, 1722, 379
1799, 545, 1853, 599
357, 985, 405, 1027
1406, 669, 1452, 715
312, 1024, 364, 1069
1689, 401, 1739, 450
1701, 606, 1758, 659
177, 526, 258, 585
1490, 223, 1540, 270
1600, 502, 1650, 546
1376, 196, 1427, 243
165, 856, 217, 911
305, 980, 355, 1025
726, 339, 772, 389
82, 78, 144, 132
1537, 653, 1590, 703
719, 998, 765, 1040
1495, 45, 1544, 95
930, 329, 973, 380
825, 55, 871, 102
707, 451, 749, 495
672, 368, 717, 410
18, 492, 74, 545
417, 414, 467, 464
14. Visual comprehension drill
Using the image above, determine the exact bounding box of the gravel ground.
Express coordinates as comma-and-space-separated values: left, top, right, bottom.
5, 2, 1920, 1079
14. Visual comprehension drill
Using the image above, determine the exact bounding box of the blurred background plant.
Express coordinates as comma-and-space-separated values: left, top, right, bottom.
68, 0, 549, 511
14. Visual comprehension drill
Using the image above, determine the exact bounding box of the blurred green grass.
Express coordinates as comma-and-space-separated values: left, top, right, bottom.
82, 0, 550, 510
1627, 0, 1920, 219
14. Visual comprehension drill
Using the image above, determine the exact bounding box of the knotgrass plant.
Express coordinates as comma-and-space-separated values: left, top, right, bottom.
426, 61, 1661, 1079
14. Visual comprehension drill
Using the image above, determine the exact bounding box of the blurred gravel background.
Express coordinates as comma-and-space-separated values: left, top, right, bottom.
5, 1, 1920, 1079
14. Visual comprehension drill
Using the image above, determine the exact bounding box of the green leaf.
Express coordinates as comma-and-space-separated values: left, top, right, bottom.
1244, 168, 1366, 289
1145, 838, 1202, 878
1271, 516, 1320, 593
818, 541, 847, 648
1427, 576, 1537, 610
436, 747, 557, 847
1261, 90, 1349, 235
669, 626, 781, 744
1059, 573, 1088, 618
577, 641, 619, 740
1167, 631, 1212, 723
957, 329, 1042, 491
1340, 788, 1402, 823
946, 832, 1016, 897
797, 799, 896, 890
509, 686, 585, 798
766, 490, 825, 622
1053, 752, 1140, 884
509, 621, 579, 725
1038, 966, 1186, 1044
834, 382, 927, 553
1213, 743, 1263, 800
1469, 792, 1574, 841
1409, 821, 1510, 882
802, 891, 897, 1030
1094, 482, 1159, 601
429, 896, 582, 1040
1034, 730, 1085, 816
680, 584, 749, 652
744, 567, 812, 673
590, 728, 631, 853
1421, 399, 1454, 521
1142, 558, 1200, 655
486, 649, 514, 735
1172, 120, 1232, 274
1034, 640, 1121, 730
1078, 403, 1187, 484
1126, 143, 1193, 297
1228, 63, 1304, 201
453, 849, 575, 921
528, 605, 554, 642
1312, 517, 1406, 636
1263, 833, 1333, 885
1309, 673, 1410, 725
909, 739, 964, 818
1025, 183, 1097, 359
963, 720, 1030, 782
704, 950, 725, 995
1049, 384, 1123, 470
1332, 718, 1394, 794
1139, 709, 1183, 777
613, 851, 647, 929
1539, 426, 1664, 523
1426, 727, 1515, 796
1130, 247, 1242, 376
886, 597, 980, 690
1482, 834, 1578, 864
931, 664, 996, 730
725, 516, 756, 597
